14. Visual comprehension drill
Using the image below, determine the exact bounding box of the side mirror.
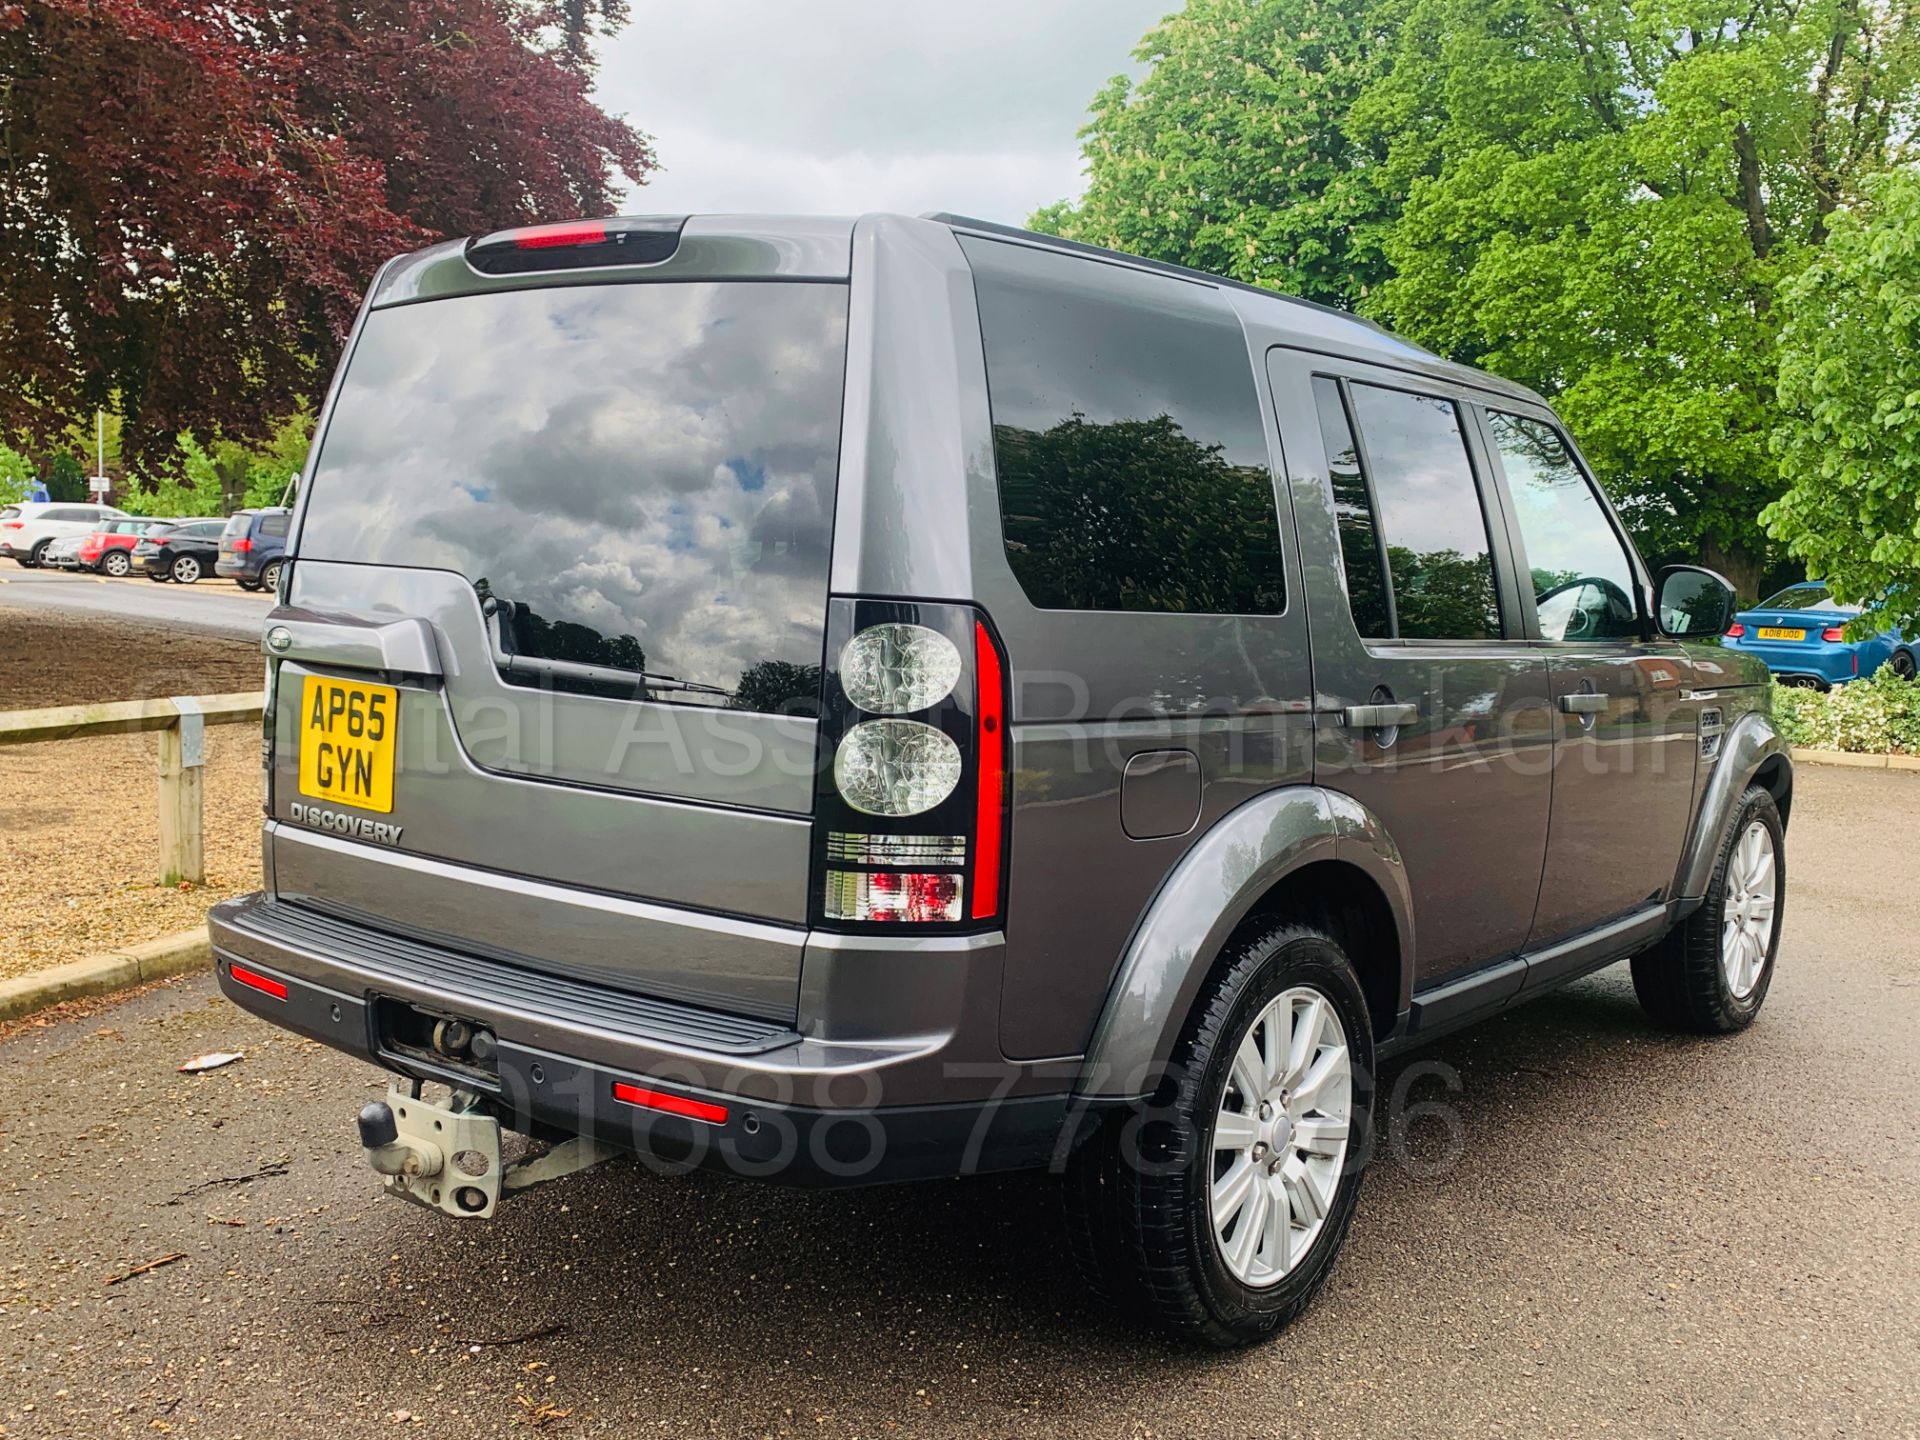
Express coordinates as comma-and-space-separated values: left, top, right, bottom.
1654, 564, 1736, 640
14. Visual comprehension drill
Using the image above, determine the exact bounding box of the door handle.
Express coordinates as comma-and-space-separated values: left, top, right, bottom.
1558, 693, 1609, 715
1342, 702, 1420, 728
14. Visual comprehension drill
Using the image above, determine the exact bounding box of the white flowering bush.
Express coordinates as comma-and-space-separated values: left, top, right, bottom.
1771, 668, 1920, 753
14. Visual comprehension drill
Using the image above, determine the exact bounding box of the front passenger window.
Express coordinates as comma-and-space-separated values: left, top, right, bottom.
1490, 412, 1639, 642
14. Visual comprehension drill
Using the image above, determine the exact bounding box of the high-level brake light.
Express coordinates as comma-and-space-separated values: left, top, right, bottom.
515, 221, 609, 250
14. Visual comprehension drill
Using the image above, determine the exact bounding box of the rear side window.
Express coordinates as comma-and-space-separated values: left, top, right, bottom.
301, 281, 850, 714
963, 239, 1283, 615
1323, 383, 1501, 641
259, 513, 290, 538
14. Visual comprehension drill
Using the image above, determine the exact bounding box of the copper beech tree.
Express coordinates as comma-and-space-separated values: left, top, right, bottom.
0, 0, 653, 462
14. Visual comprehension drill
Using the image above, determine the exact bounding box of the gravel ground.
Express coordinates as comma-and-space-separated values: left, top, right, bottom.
0, 764, 1915, 1439
1, 608, 262, 710
1, 612, 263, 979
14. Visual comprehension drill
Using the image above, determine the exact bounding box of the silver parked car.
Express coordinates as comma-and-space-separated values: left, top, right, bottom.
211, 214, 1792, 1347
39, 533, 87, 569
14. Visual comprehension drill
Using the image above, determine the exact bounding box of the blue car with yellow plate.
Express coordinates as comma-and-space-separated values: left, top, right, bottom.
1722, 582, 1917, 688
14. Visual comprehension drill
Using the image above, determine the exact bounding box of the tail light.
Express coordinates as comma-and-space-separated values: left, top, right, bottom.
1724, 623, 1745, 638
0, 521, 21, 531
813, 600, 1010, 930
1821, 626, 1846, 643
231, 537, 253, 553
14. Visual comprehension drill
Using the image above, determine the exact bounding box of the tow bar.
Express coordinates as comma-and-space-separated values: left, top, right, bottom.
356, 1084, 616, 1218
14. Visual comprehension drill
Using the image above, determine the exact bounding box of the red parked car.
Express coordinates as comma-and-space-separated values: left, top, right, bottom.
75, 517, 177, 576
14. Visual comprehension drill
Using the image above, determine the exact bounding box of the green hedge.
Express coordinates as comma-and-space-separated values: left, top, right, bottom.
1770, 668, 1920, 753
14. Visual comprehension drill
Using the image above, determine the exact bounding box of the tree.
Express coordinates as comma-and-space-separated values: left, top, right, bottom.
1030, 0, 1396, 310
1353, 0, 1919, 600
0, 1, 653, 464
1765, 169, 1920, 633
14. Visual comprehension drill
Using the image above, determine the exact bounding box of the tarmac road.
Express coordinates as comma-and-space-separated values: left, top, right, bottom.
1, 764, 1916, 1438
0, 566, 271, 640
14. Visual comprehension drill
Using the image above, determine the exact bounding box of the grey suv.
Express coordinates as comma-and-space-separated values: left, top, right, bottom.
210, 213, 1791, 1347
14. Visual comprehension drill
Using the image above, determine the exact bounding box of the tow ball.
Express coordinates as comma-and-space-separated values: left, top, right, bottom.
356, 1085, 615, 1219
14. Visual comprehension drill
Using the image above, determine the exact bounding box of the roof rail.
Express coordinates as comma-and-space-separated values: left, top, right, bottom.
921, 212, 1379, 330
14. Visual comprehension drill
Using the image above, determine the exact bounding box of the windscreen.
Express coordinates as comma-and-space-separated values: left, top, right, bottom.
1759, 585, 1856, 614
300, 281, 850, 715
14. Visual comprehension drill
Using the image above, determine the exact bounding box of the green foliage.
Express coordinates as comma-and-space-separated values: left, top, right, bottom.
0, 444, 31, 505
45, 452, 86, 502
124, 434, 225, 518
1030, 0, 1396, 309
1766, 169, 1920, 635
122, 415, 312, 518
1770, 668, 1920, 753
1042, 0, 1920, 600
1353, 0, 1915, 600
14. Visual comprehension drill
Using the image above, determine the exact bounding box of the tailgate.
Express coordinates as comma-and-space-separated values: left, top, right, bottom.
262, 274, 852, 1022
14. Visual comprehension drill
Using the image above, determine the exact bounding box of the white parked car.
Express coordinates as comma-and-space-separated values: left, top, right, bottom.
0, 502, 129, 568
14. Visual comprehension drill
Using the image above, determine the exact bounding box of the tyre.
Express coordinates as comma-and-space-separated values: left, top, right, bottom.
170, 553, 202, 584
259, 559, 283, 593
1063, 921, 1373, 1347
237, 578, 262, 592
100, 550, 131, 577
25, 539, 49, 569
1890, 649, 1917, 682
1632, 784, 1784, 1034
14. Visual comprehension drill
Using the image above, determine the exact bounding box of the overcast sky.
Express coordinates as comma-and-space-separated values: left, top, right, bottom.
594, 1, 1173, 224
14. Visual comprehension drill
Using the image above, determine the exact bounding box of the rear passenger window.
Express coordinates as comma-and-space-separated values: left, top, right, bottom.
1327, 383, 1502, 641
260, 513, 290, 538
962, 239, 1283, 615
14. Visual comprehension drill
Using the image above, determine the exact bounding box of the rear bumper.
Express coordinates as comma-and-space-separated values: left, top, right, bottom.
1723, 639, 1858, 686
215, 556, 262, 579
209, 893, 1098, 1186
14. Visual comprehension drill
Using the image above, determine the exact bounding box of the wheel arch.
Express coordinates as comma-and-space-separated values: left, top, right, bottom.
1074, 786, 1414, 1100
1675, 709, 1792, 904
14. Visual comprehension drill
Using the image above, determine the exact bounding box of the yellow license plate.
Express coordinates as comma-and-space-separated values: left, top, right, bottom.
298, 676, 398, 813
1757, 626, 1805, 641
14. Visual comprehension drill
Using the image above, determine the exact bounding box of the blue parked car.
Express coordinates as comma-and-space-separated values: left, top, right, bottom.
1722, 581, 1917, 688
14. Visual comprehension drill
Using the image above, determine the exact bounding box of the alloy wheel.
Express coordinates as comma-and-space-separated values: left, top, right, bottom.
1209, 986, 1353, 1287
1721, 820, 1777, 1000
102, 551, 130, 576
172, 555, 201, 583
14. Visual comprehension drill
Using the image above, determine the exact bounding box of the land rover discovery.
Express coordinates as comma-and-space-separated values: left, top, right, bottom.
210, 213, 1791, 1347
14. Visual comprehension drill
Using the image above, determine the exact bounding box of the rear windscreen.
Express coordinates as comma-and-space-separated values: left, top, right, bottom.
300, 281, 850, 715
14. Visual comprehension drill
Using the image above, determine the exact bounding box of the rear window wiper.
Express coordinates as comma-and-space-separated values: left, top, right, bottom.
480, 597, 733, 703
